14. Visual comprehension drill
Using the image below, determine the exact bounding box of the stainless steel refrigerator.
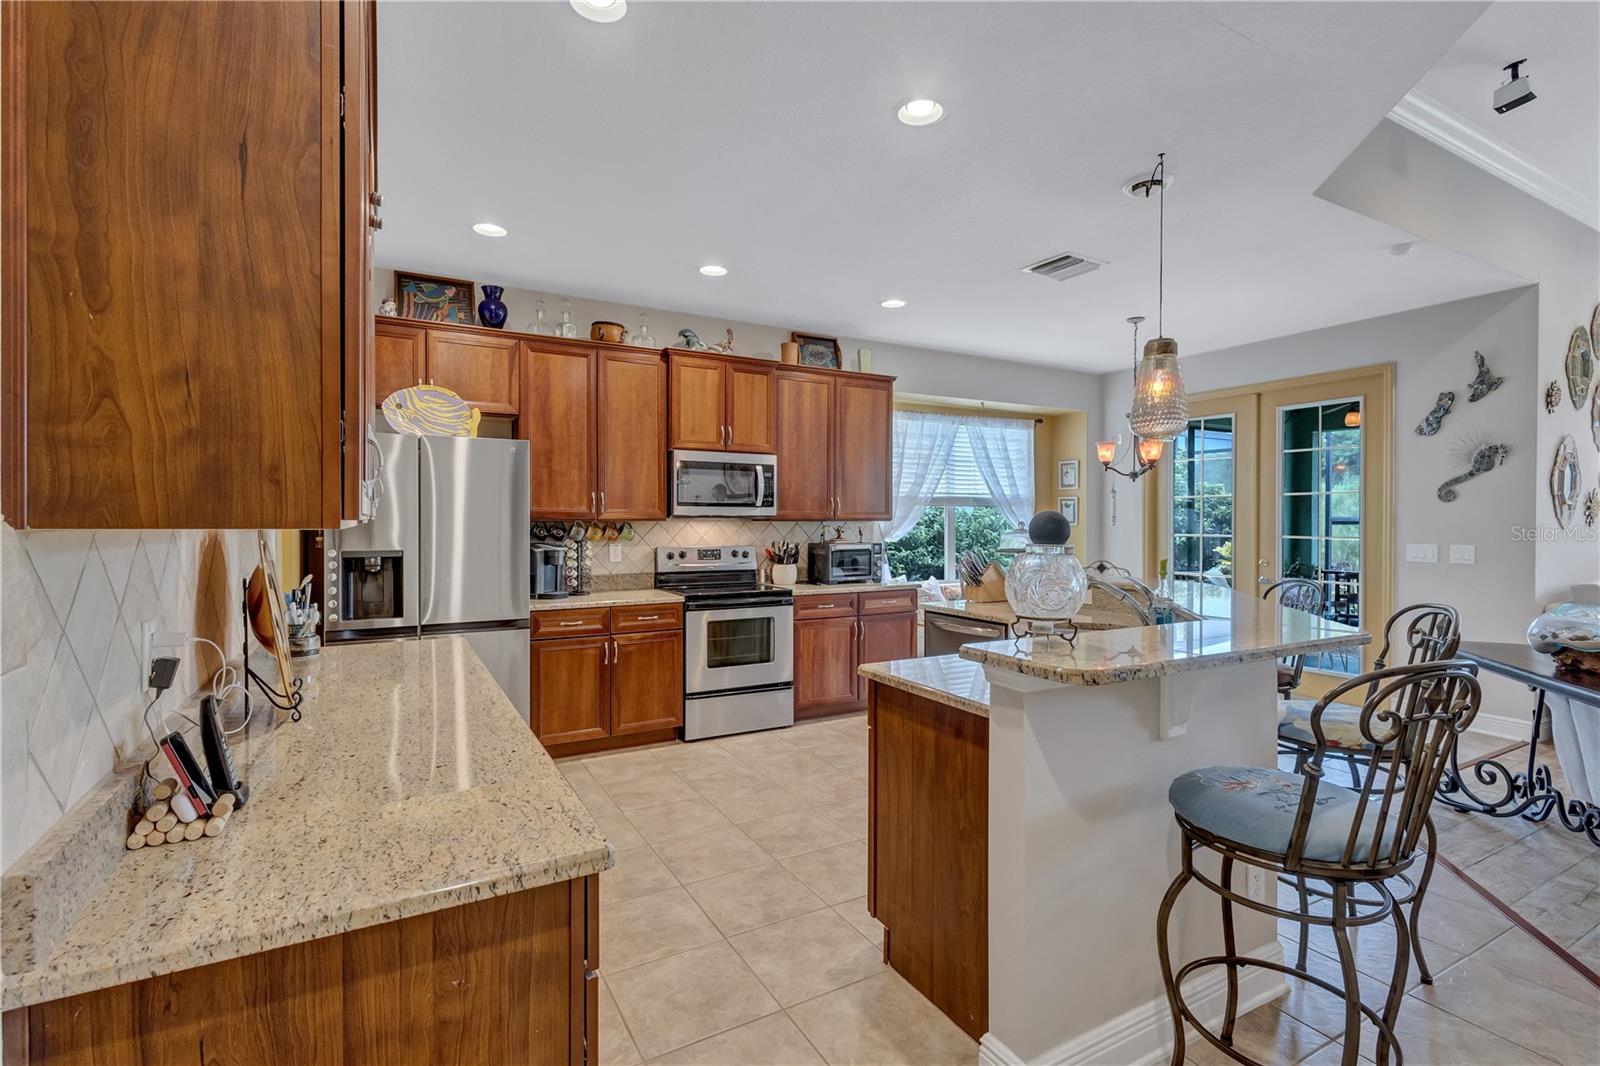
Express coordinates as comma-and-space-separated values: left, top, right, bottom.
321, 431, 531, 720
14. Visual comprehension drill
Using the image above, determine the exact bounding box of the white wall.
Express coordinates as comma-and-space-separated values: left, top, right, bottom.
1316, 118, 1600, 606
1096, 288, 1539, 729
374, 272, 1108, 558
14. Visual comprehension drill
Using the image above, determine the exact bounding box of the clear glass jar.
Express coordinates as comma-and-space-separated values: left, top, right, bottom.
530, 299, 556, 336
557, 297, 579, 339
1526, 603, 1600, 654
633, 312, 656, 348
1004, 545, 1087, 626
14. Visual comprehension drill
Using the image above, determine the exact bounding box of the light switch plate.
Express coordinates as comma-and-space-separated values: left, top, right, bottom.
1405, 543, 1438, 563
1449, 544, 1476, 565
609, 543, 622, 563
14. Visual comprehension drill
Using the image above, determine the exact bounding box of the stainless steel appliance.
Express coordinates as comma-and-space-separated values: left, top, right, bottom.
321, 431, 531, 720
924, 611, 1009, 656
807, 542, 884, 585
532, 543, 569, 600
670, 450, 777, 518
656, 545, 793, 741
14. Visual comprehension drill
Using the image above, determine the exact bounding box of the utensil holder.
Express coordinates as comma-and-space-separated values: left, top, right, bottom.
771, 563, 797, 587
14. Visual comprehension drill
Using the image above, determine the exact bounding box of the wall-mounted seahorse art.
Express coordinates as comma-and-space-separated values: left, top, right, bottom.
1467, 351, 1505, 403
1414, 391, 1455, 436
1437, 438, 1510, 502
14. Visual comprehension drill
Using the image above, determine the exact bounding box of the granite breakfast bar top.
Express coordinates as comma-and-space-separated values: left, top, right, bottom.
1, 636, 613, 1011
859, 655, 992, 717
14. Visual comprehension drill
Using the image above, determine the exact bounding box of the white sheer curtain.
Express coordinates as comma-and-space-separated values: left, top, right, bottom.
964, 415, 1036, 527
886, 410, 961, 540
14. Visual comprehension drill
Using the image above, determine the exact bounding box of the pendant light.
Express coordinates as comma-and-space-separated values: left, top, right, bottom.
1096, 316, 1164, 482
1125, 153, 1189, 442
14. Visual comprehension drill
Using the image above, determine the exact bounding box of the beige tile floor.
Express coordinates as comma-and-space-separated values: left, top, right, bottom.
561, 723, 1599, 1065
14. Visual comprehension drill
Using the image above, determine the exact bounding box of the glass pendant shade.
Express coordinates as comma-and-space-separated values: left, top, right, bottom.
1344, 410, 1361, 428
1096, 440, 1117, 465
1136, 437, 1165, 465
1126, 337, 1189, 441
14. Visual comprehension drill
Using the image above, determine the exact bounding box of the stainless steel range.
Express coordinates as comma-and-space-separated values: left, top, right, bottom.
655, 546, 794, 741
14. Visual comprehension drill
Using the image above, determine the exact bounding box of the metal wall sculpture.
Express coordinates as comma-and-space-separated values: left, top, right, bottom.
1437, 440, 1510, 502
1414, 391, 1454, 436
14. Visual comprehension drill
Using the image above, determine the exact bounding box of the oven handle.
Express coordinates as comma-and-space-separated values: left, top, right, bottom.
687, 603, 795, 623
926, 614, 1008, 638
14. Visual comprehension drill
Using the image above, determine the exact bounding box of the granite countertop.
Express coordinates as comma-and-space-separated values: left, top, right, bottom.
531, 588, 682, 611
859, 655, 991, 717
959, 583, 1368, 686
923, 588, 1199, 630
0, 636, 612, 1010
790, 581, 921, 596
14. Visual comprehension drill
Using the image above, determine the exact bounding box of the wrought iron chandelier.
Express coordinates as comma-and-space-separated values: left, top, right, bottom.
1096, 316, 1167, 482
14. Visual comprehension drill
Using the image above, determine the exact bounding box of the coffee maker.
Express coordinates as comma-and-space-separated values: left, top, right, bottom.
532, 543, 569, 599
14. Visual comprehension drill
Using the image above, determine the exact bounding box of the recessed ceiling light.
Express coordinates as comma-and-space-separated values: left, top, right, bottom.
570, 0, 626, 23
880, 298, 907, 309
472, 222, 508, 238
897, 98, 945, 127
698, 264, 728, 277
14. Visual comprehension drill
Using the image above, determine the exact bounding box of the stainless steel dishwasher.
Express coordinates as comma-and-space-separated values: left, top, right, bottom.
923, 609, 1010, 656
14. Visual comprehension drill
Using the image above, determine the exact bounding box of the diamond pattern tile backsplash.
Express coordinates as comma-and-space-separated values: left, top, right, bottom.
1, 522, 261, 870
552, 518, 884, 584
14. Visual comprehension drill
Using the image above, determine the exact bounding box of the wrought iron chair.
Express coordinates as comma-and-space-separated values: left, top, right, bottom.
1276, 603, 1462, 982
1262, 578, 1325, 697
1157, 659, 1482, 1066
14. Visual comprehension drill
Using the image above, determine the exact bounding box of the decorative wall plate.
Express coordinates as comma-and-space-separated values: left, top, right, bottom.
1593, 382, 1600, 450
1568, 326, 1595, 410
1550, 434, 1581, 529
1545, 380, 1562, 414
1586, 488, 1599, 530
1437, 439, 1509, 502
1414, 391, 1454, 436
1467, 350, 1504, 402
381, 384, 482, 437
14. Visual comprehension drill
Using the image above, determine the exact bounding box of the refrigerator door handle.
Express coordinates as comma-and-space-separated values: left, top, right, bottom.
418, 440, 435, 623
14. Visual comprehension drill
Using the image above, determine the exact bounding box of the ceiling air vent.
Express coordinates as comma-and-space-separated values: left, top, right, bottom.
1021, 251, 1105, 282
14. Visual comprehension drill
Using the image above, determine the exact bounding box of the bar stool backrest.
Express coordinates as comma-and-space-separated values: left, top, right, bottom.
1365, 603, 1461, 702
1262, 578, 1325, 691
1288, 660, 1481, 874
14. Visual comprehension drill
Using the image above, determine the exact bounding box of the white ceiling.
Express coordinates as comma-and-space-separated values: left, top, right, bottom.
1399, 1, 1599, 229
375, 1, 1526, 374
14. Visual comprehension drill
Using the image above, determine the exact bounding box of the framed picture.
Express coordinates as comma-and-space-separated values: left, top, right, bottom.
791, 331, 842, 369
1058, 459, 1080, 490
1058, 495, 1079, 526
395, 271, 475, 325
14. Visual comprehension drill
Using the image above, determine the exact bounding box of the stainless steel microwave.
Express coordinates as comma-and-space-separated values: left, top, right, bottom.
807, 542, 884, 584
670, 450, 777, 517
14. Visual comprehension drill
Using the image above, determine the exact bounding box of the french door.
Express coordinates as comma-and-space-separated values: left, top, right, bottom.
1149, 366, 1393, 693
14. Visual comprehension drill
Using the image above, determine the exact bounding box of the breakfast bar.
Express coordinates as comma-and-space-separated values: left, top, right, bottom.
861, 586, 1367, 1065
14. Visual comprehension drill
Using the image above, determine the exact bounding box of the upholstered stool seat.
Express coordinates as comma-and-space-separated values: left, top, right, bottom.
1277, 699, 1374, 750
1169, 765, 1388, 863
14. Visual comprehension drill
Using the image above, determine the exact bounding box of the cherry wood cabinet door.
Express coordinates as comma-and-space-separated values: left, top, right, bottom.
668, 353, 727, 451
726, 361, 776, 453
341, 0, 378, 524
856, 611, 917, 700
794, 616, 860, 710
425, 328, 520, 414
834, 376, 893, 520
373, 320, 425, 406
774, 371, 835, 520
525, 343, 597, 518
531, 636, 610, 745
597, 351, 667, 519
610, 631, 684, 735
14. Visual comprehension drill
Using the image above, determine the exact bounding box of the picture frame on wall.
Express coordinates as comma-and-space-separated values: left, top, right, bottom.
1058, 459, 1080, 490
1059, 496, 1079, 526
395, 270, 476, 325
791, 331, 842, 369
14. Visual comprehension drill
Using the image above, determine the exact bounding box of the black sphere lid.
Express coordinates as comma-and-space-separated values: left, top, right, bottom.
1027, 509, 1071, 546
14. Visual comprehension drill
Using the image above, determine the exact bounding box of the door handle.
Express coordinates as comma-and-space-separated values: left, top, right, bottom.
602, 640, 609, 665
612, 638, 619, 661
600, 490, 607, 513
591, 491, 596, 513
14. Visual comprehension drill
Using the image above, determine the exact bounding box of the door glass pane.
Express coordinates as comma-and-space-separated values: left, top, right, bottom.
1169, 416, 1234, 585
1277, 398, 1363, 674
706, 616, 774, 669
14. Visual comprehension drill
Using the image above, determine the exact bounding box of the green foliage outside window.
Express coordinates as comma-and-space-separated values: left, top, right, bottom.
886, 506, 1012, 582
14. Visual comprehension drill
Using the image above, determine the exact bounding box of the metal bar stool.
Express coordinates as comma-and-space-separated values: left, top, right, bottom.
1276, 604, 1461, 982
1157, 660, 1482, 1066
1262, 578, 1325, 698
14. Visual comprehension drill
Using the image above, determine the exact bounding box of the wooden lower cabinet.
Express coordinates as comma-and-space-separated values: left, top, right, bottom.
531, 637, 610, 746
610, 631, 684, 735
794, 616, 862, 714
4, 878, 600, 1066
794, 593, 918, 716
532, 610, 683, 755
856, 611, 918, 701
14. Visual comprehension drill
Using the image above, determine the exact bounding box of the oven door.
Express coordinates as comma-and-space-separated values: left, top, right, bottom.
671, 450, 777, 517
685, 603, 794, 694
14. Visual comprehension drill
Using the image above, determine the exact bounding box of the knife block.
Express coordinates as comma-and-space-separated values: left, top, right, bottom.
960, 564, 1008, 602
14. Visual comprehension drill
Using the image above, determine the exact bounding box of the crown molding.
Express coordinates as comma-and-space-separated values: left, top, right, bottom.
1388, 90, 1599, 232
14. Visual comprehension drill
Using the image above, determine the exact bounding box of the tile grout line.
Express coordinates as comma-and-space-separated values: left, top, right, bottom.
1434, 851, 1600, 990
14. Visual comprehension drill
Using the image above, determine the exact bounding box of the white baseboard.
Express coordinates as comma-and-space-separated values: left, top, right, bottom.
979, 942, 1287, 1066
1468, 713, 1539, 744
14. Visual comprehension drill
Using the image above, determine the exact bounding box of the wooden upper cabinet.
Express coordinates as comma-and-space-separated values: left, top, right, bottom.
834, 376, 893, 520
425, 328, 520, 414
597, 350, 667, 519
774, 370, 835, 520
5, 1, 372, 528
374, 320, 425, 405
726, 361, 776, 452
525, 342, 597, 518
668, 354, 727, 450
668, 353, 776, 453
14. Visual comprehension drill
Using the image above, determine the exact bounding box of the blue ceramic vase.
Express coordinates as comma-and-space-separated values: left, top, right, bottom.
477, 285, 508, 329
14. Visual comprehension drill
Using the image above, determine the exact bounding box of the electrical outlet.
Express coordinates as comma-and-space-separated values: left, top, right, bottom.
609, 543, 622, 563
1246, 864, 1267, 903
1405, 543, 1438, 564
140, 622, 155, 689
1448, 544, 1476, 565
